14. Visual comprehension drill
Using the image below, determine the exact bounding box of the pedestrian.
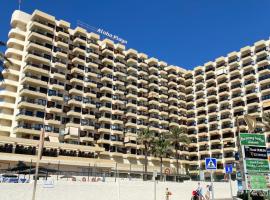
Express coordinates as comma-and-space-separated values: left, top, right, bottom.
204, 185, 210, 200
165, 187, 172, 200
196, 182, 205, 200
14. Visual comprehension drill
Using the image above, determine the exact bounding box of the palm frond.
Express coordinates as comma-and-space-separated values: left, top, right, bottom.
0, 73, 4, 82
169, 127, 190, 145
137, 128, 155, 145
262, 112, 270, 131
152, 132, 171, 157
0, 53, 11, 73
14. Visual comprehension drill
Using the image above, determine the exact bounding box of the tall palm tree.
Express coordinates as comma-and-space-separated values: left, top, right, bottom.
137, 128, 155, 181
169, 127, 190, 177
0, 41, 11, 80
152, 132, 171, 181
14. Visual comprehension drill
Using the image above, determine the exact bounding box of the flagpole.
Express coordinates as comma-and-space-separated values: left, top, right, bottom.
18, 0, 21, 10
31, 128, 45, 200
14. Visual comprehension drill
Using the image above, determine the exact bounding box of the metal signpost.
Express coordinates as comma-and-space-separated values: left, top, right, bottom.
225, 164, 233, 199
205, 158, 217, 200
153, 170, 157, 200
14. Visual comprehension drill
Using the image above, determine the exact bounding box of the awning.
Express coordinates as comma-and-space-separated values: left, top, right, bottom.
49, 136, 59, 143
69, 127, 79, 136
80, 137, 93, 142
262, 101, 270, 107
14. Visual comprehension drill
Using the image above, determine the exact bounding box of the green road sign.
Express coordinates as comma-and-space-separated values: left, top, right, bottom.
245, 159, 269, 173
240, 133, 266, 146
246, 174, 270, 190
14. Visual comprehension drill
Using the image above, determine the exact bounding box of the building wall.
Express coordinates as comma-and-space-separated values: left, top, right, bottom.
0, 10, 188, 174
186, 42, 270, 176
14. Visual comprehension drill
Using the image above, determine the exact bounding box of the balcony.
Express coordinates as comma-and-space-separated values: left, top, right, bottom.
26, 41, 52, 55
48, 92, 64, 102
218, 88, 229, 95
28, 31, 53, 44
126, 65, 137, 74
223, 144, 235, 152
16, 112, 44, 123
258, 65, 270, 75
14, 126, 41, 136
256, 56, 268, 65
25, 52, 51, 65
19, 87, 47, 99
18, 99, 45, 110
259, 74, 270, 84
260, 84, 270, 94
246, 98, 259, 107
29, 20, 54, 33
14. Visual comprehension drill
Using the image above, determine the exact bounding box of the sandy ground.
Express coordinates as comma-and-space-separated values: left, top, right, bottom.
0, 179, 237, 200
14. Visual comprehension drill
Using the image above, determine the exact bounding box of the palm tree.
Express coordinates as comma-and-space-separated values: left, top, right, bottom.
137, 128, 155, 181
0, 41, 11, 80
262, 112, 270, 131
152, 132, 171, 181
169, 127, 190, 178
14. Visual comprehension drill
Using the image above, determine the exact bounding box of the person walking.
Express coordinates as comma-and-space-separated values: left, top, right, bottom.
165, 188, 172, 200
204, 185, 210, 200
196, 182, 205, 200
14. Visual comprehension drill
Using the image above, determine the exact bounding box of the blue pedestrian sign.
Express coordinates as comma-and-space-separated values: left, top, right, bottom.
225, 164, 233, 174
205, 158, 217, 170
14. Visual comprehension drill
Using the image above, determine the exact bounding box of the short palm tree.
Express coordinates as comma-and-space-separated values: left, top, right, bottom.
137, 128, 155, 181
169, 127, 190, 177
0, 41, 11, 80
152, 132, 171, 181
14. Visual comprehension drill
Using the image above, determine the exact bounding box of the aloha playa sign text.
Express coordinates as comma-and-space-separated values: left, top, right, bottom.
97, 28, 127, 44
77, 20, 128, 44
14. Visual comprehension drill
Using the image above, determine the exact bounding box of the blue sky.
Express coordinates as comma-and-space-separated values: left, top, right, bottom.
1, 0, 270, 69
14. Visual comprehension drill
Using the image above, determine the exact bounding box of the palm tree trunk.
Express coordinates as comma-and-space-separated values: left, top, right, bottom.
144, 144, 148, 181
160, 157, 163, 181
176, 153, 179, 180
175, 144, 179, 177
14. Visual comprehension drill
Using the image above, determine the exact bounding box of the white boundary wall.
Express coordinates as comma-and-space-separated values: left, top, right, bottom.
0, 180, 237, 200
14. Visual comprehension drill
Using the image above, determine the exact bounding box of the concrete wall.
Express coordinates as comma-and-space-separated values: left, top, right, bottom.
0, 179, 237, 200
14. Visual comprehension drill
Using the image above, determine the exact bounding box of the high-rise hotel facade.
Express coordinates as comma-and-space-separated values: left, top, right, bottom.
0, 9, 269, 180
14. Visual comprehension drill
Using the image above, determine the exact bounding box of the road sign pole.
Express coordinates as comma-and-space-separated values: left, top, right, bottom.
210, 170, 215, 200
229, 173, 233, 199
154, 178, 156, 200
153, 170, 157, 200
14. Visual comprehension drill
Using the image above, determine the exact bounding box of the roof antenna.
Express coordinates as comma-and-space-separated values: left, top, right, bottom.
18, 0, 22, 10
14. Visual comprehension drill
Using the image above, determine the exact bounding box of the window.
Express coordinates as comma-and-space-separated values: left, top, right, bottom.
25, 110, 33, 116
48, 90, 56, 96
81, 119, 88, 125
36, 111, 44, 118
83, 97, 89, 103
38, 99, 46, 106
45, 125, 52, 132
34, 124, 42, 130
40, 87, 47, 94
75, 96, 82, 101
104, 124, 111, 129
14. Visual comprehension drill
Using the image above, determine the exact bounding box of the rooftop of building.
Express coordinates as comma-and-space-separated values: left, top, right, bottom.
11, 9, 270, 75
